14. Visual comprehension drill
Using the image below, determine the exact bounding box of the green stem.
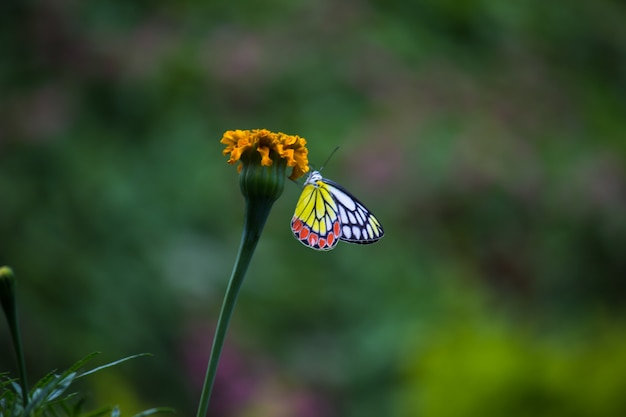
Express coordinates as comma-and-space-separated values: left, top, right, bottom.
0, 267, 29, 406
12, 318, 29, 407
195, 198, 274, 417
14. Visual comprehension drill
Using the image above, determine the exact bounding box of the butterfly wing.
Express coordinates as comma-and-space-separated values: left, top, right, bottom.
322, 179, 384, 244
291, 180, 342, 251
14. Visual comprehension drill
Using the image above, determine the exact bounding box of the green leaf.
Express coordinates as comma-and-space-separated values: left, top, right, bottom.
78, 353, 152, 379
132, 407, 176, 417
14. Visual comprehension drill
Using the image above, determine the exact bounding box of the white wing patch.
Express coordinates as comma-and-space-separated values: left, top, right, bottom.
323, 178, 384, 245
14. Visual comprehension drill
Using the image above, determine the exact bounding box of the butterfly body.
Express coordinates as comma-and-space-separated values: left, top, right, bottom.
291, 170, 384, 250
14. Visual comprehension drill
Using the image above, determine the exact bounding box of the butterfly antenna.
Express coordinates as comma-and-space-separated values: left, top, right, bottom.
319, 146, 340, 172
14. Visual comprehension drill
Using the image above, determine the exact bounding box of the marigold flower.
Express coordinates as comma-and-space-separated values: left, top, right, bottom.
221, 129, 309, 181
200, 131, 310, 416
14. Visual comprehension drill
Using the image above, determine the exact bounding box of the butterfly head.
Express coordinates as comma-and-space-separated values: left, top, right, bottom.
304, 170, 324, 186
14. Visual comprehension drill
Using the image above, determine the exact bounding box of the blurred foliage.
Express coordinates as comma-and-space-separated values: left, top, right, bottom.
1, 0, 625, 416
0, 352, 171, 417
397, 287, 626, 417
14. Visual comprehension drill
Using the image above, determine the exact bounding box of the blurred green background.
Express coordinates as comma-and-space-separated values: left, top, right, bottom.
2, 0, 626, 416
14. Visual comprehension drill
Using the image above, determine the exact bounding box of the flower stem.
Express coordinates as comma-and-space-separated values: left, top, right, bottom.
195, 198, 274, 417
0, 266, 29, 406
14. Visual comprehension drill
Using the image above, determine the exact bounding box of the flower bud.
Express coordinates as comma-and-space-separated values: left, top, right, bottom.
0, 266, 16, 322
238, 148, 287, 203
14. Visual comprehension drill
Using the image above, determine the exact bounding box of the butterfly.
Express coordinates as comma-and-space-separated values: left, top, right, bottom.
291, 170, 384, 250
